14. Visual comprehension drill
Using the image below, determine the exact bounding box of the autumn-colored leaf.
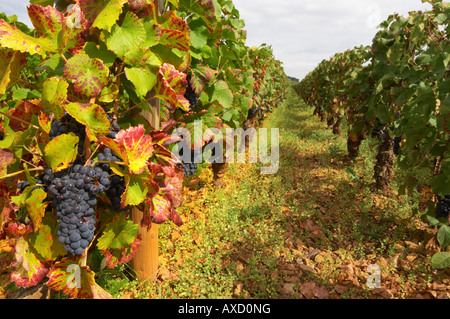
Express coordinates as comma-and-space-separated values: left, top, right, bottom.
0, 148, 14, 177
10, 237, 49, 288
64, 53, 109, 98
40, 77, 68, 119
47, 259, 112, 299
44, 133, 79, 172
155, 63, 190, 112
417, 184, 434, 212
25, 188, 48, 231
0, 48, 27, 94
114, 124, 154, 175
8, 100, 42, 132
64, 102, 110, 140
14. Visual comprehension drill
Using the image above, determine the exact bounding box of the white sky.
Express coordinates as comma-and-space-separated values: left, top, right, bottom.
0, 0, 433, 79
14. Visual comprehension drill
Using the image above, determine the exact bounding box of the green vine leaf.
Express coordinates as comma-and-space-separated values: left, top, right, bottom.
44, 133, 79, 172
106, 11, 146, 59
210, 80, 233, 109
40, 77, 68, 120
125, 66, 158, 97
431, 252, 450, 269
97, 216, 139, 250
64, 53, 109, 98
31, 214, 66, 260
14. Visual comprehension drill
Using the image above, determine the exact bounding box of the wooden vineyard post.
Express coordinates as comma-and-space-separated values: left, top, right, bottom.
130, 0, 164, 282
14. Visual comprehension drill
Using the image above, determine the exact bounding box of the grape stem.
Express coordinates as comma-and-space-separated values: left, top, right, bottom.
0, 167, 44, 180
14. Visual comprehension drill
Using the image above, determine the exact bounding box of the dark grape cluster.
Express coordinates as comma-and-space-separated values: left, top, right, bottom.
49, 113, 86, 157
248, 107, 262, 118
98, 147, 127, 211
393, 136, 402, 156
175, 140, 198, 176
184, 75, 199, 111
105, 112, 120, 139
435, 195, 450, 219
17, 176, 46, 192
42, 164, 111, 255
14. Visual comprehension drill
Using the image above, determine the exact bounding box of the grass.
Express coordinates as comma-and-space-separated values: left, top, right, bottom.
99, 87, 448, 299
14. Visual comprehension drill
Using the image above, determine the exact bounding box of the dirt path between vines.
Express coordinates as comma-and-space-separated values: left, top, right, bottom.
121, 89, 449, 299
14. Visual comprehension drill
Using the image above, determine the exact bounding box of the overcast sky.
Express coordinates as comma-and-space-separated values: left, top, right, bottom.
0, 0, 432, 79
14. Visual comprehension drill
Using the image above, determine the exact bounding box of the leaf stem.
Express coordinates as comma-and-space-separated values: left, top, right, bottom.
0, 167, 44, 180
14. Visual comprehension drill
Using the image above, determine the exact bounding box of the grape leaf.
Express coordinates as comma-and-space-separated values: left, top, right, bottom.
158, 11, 191, 52
96, 215, 139, 250
155, 63, 190, 112
0, 148, 13, 177
47, 259, 112, 298
125, 66, 158, 97
64, 53, 109, 98
103, 236, 140, 269
191, 65, 218, 95
114, 124, 155, 175
0, 49, 26, 94
98, 83, 119, 103
437, 225, 450, 249
25, 188, 48, 232
44, 133, 79, 172
210, 80, 233, 109
121, 173, 150, 208
8, 100, 42, 132
40, 77, 68, 119
0, 19, 50, 57
431, 252, 450, 269
64, 102, 110, 140
10, 237, 49, 288
106, 11, 146, 59
31, 214, 66, 260
77, 0, 127, 32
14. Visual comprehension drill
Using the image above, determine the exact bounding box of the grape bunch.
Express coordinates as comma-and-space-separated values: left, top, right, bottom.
175, 144, 198, 176
184, 75, 199, 111
17, 176, 46, 192
98, 147, 127, 211
393, 137, 402, 156
105, 111, 121, 139
43, 164, 111, 255
435, 195, 450, 219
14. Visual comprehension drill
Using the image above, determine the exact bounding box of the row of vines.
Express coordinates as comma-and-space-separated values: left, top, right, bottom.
294, 0, 450, 269
0, 0, 288, 298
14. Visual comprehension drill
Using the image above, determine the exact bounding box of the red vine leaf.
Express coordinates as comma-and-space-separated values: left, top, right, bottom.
10, 237, 49, 288
158, 11, 191, 52
47, 259, 112, 299
156, 63, 190, 112
7, 100, 42, 132
110, 124, 155, 175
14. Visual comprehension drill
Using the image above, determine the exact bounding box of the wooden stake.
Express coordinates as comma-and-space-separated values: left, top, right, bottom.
131, 95, 161, 281
130, 0, 164, 280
